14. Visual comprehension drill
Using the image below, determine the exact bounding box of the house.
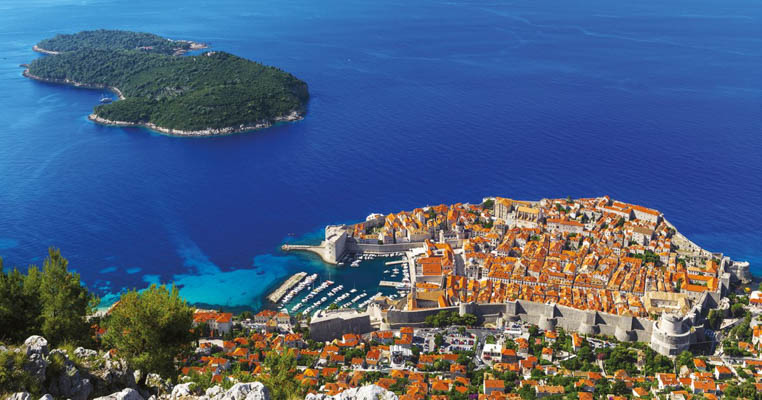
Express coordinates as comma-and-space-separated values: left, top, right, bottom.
483, 379, 505, 395
541, 347, 553, 362
193, 311, 233, 336
482, 343, 503, 364
632, 387, 649, 398
371, 330, 395, 345
535, 385, 564, 398
691, 379, 716, 395
501, 348, 517, 363
714, 365, 732, 380
693, 358, 706, 372
657, 373, 680, 390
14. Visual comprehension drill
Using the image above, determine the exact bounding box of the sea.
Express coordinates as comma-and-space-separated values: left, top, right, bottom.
0, 0, 760, 312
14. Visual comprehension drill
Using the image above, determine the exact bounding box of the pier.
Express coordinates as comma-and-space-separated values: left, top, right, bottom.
384, 260, 407, 265
379, 280, 410, 289
267, 272, 307, 303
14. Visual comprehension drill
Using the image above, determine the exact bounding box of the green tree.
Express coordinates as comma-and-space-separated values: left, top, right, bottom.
261, 351, 302, 400
103, 284, 193, 379
731, 303, 745, 318
707, 309, 723, 330
0, 250, 96, 346
0, 265, 38, 342
39, 249, 98, 346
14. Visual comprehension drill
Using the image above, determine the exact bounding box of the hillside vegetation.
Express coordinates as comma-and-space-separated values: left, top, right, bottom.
27, 30, 309, 133
36, 29, 192, 55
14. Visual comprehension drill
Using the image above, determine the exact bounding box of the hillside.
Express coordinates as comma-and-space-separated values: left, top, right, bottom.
35, 29, 200, 55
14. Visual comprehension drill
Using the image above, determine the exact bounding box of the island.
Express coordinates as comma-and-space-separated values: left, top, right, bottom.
23, 30, 309, 136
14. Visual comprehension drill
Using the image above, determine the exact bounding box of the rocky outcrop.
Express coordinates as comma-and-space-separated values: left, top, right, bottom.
75, 347, 98, 359
169, 383, 194, 399
305, 385, 398, 400
6, 393, 32, 400
23, 336, 49, 382
46, 349, 93, 400
144, 373, 171, 396
93, 388, 144, 400
90, 355, 138, 396
209, 382, 269, 400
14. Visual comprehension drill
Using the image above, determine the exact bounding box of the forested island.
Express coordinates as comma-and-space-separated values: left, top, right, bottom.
24, 30, 309, 136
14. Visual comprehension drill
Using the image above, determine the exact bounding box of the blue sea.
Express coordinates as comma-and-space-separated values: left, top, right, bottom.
0, 0, 760, 311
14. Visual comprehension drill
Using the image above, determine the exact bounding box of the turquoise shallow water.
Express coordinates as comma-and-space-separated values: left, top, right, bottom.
0, 0, 760, 311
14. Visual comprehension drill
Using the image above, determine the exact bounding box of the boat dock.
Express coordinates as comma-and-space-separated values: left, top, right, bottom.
267, 272, 307, 303
379, 280, 410, 289
385, 260, 407, 265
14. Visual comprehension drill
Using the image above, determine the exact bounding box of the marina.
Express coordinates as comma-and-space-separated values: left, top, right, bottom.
268, 250, 413, 316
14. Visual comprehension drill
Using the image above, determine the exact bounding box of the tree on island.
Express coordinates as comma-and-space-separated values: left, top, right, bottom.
102, 284, 194, 379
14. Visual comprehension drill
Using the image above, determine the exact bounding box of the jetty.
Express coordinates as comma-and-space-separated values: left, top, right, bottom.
385, 260, 407, 265
267, 272, 307, 303
379, 281, 409, 289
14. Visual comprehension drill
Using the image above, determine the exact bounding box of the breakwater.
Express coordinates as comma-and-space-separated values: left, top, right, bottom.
267, 271, 307, 303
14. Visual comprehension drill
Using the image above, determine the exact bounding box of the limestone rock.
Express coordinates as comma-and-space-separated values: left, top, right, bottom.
39, 395, 54, 400
305, 385, 397, 400
23, 336, 49, 356
205, 386, 224, 398
170, 382, 195, 399
74, 347, 98, 359
145, 373, 171, 395
90, 356, 137, 396
93, 388, 144, 400
210, 382, 269, 400
7, 393, 32, 400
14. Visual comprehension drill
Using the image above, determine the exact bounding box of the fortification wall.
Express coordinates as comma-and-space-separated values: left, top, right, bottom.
346, 241, 425, 254
387, 299, 660, 345
310, 313, 372, 341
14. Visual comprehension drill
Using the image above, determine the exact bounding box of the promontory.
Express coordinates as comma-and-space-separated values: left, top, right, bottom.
24, 30, 309, 136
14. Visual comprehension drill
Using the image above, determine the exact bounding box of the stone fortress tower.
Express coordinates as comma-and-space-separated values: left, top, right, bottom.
650, 313, 692, 356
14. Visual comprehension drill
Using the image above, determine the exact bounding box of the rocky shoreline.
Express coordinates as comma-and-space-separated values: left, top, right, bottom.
87, 111, 303, 137
22, 69, 125, 100
33, 40, 208, 57
32, 45, 60, 55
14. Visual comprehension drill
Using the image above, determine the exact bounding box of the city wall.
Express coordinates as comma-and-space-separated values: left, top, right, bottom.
386, 300, 655, 343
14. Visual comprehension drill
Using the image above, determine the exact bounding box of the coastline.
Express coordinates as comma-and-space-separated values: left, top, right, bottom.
23, 68, 303, 137
32, 44, 60, 55
33, 40, 208, 57
87, 111, 303, 137
23, 68, 125, 100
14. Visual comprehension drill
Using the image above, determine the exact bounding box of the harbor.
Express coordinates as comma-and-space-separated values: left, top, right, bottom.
266, 271, 307, 303
265, 247, 414, 316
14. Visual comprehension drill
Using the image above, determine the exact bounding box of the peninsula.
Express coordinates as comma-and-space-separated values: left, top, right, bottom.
24, 30, 309, 136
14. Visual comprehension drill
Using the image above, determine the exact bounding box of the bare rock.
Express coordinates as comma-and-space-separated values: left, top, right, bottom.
46, 349, 93, 400
170, 383, 195, 399
305, 385, 397, 400
6, 393, 32, 400
145, 373, 171, 396
23, 336, 49, 356
74, 347, 98, 359
93, 388, 144, 400
205, 386, 224, 398
210, 382, 269, 400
